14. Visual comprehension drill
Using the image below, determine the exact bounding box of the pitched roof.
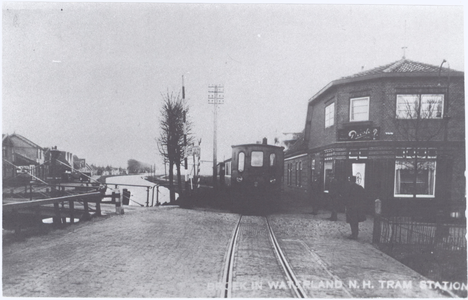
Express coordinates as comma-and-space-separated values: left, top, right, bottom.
9, 133, 43, 149
341, 58, 460, 79
309, 58, 463, 104
284, 131, 307, 157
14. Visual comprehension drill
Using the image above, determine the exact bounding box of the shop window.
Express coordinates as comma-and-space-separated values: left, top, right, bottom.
325, 102, 335, 128
396, 94, 444, 119
394, 160, 436, 197
251, 151, 263, 167
350, 97, 370, 122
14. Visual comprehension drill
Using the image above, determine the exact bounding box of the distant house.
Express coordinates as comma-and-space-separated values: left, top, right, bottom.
2, 133, 45, 180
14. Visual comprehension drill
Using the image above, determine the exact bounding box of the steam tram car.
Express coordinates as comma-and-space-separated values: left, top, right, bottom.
229, 141, 284, 214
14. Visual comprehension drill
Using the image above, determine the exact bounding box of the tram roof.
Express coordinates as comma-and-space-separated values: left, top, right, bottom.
231, 143, 285, 150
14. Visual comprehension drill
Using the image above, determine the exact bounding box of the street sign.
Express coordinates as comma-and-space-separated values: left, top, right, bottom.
185, 146, 201, 157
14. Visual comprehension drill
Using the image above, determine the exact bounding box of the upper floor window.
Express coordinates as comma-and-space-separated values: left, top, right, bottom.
325, 102, 335, 127
350, 97, 370, 122
396, 94, 444, 119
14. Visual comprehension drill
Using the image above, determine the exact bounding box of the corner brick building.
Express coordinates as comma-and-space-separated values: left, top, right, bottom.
284, 58, 465, 217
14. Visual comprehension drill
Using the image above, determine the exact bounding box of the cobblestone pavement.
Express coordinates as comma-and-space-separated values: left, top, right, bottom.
3, 206, 447, 298
3, 207, 239, 297
268, 211, 445, 298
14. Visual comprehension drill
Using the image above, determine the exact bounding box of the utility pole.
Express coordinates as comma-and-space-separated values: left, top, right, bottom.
208, 84, 224, 187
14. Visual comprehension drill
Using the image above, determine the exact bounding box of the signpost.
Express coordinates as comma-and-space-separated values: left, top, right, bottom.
208, 84, 224, 187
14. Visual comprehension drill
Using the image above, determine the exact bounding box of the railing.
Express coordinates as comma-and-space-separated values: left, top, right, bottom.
106, 182, 160, 207
3, 191, 104, 234
373, 199, 466, 251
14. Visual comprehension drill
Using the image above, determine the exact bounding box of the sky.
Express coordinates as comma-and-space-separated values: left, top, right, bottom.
2, 1, 465, 174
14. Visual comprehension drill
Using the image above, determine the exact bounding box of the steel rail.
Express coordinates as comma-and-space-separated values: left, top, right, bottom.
266, 217, 308, 298
221, 215, 242, 298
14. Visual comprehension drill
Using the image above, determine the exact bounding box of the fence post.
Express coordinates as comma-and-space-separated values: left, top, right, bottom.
146, 187, 150, 207
372, 199, 382, 244
95, 196, 101, 216
69, 200, 74, 224
115, 189, 124, 215
156, 186, 159, 206
53, 202, 61, 226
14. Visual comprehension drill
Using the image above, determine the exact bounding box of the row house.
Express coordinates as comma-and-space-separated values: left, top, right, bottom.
285, 58, 465, 217
2, 133, 46, 181
2, 133, 96, 183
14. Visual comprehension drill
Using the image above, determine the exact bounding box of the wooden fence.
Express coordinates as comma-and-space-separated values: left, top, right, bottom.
3, 191, 104, 234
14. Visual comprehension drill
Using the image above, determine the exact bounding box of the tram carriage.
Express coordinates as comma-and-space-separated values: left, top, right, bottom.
228, 140, 284, 214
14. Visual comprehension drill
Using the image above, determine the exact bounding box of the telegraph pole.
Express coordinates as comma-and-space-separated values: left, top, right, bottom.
208, 84, 224, 187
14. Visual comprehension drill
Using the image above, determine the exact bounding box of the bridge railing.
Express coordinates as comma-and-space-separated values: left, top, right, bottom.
3, 191, 104, 234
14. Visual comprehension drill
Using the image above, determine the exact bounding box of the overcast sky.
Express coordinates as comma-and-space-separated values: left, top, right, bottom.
2, 1, 465, 173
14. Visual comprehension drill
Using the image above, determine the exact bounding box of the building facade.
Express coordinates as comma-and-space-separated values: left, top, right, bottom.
2, 133, 45, 181
285, 58, 465, 217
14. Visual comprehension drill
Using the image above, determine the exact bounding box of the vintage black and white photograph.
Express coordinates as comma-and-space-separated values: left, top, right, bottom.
2, 1, 466, 298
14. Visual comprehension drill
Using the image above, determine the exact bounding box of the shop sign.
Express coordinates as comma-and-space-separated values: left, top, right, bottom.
338, 126, 380, 141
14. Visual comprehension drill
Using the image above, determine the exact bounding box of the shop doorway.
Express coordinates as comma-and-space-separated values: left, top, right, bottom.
352, 163, 366, 188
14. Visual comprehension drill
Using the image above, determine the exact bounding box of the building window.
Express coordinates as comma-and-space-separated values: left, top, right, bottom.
238, 152, 245, 172
394, 160, 436, 197
350, 97, 370, 122
251, 151, 263, 167
295, 162, 298, 186
298, 161, 302, 187
325, 102, 335, 128
396, 94, 444, 119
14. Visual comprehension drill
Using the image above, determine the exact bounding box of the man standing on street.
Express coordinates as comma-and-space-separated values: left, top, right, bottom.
345, 176, 366, 239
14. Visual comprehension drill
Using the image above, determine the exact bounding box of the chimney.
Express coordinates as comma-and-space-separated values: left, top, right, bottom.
262, 137, 267, 145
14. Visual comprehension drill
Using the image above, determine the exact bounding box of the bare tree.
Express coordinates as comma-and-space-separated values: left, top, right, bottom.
157, 92, 193, 202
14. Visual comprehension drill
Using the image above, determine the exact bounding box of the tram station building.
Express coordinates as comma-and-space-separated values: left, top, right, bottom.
284, 58, 465, 217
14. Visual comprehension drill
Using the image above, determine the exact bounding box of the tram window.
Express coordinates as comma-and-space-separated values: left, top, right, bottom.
270, 153, 276, 166
251, 151, 264, 167
238, 152, 245, 172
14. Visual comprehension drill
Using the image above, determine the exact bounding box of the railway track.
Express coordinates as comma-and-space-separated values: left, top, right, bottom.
221, 215, 307, 298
